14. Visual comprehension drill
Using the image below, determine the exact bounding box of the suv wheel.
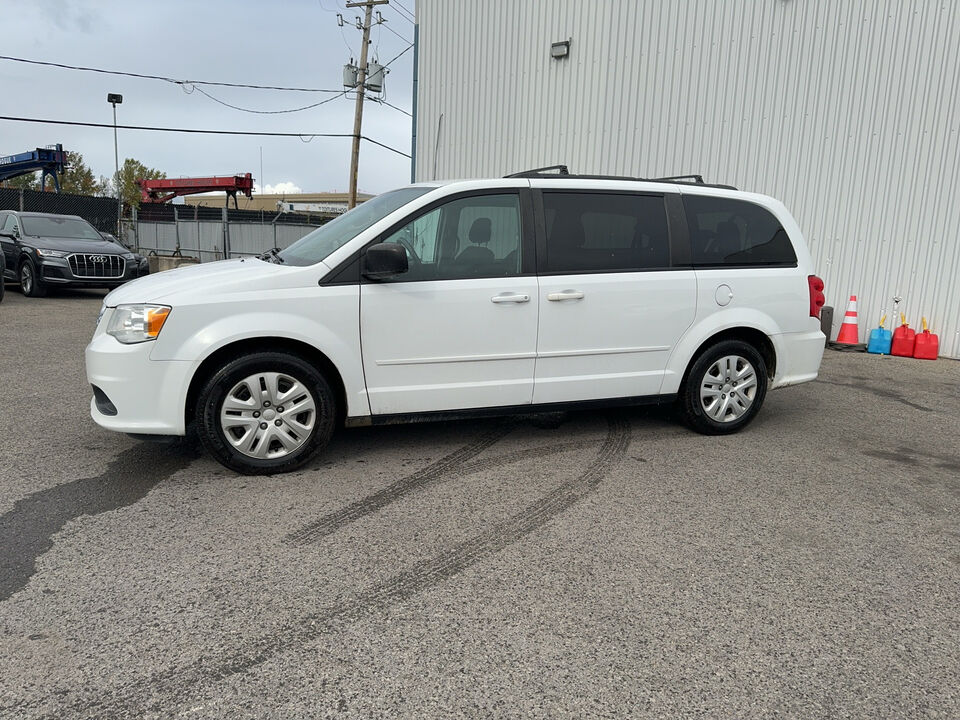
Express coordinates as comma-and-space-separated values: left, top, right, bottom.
681, 339, 768, 435
19, 259, 47, 297
196, 352, 337, 475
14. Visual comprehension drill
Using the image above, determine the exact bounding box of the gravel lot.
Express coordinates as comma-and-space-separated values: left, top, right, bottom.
0, 287, 958, 719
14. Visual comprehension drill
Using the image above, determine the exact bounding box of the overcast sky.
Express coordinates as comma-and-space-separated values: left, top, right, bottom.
1, 0, 416, 195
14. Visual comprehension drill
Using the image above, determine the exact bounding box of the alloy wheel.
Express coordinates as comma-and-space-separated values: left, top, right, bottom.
20, 264, 33, 294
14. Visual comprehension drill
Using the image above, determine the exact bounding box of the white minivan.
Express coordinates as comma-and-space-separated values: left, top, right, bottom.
86, 169, 826, 474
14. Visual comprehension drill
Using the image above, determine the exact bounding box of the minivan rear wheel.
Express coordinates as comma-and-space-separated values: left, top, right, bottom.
196, 352, 337, 474
680, 339, 768, 435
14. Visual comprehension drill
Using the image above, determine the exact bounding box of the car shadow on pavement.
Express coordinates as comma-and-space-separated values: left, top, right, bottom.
0, 439, 200, 603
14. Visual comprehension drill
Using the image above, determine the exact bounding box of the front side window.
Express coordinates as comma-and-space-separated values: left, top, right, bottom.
20, 216, 101, 240
684, 195, 797, 266
378, 193, 522, 281
542, 192, 670, 273
278, 187, 434, 267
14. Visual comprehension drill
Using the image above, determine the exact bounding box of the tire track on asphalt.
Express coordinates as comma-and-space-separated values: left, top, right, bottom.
285, 422, 516, 545
32, 414, 631, 719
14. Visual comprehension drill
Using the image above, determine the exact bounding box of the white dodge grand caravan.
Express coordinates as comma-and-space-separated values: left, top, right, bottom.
86, 168, 826, 474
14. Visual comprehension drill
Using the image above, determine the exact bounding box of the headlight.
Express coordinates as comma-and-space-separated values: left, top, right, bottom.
36, 248, 68, 258
122, 252, 135, 259
106, 304, 171, 344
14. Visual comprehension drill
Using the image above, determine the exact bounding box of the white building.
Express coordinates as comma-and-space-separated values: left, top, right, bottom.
413, 0, 960, 357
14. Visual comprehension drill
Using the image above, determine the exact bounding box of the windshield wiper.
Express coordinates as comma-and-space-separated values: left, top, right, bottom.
260, 247, 285, 264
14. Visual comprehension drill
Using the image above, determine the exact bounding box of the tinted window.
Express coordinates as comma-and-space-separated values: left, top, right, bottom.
20, 216, 102, 240
542, 193, 670, 272
684, 195, 796, 266
379, 193, 522, 281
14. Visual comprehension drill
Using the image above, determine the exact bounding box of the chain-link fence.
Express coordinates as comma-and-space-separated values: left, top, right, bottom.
130, 204, 329, 262
0, 186, 330, 260
0, 187, 119, 233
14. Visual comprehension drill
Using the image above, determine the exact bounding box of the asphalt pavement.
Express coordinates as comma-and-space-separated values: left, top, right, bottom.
0, 287, 958, 719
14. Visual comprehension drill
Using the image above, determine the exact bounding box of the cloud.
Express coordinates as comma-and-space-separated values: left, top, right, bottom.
257, 182, 302, 195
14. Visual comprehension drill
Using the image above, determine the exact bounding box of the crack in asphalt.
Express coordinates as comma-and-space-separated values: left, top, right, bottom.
0, 442, 197, 603
28, 414, 631, 719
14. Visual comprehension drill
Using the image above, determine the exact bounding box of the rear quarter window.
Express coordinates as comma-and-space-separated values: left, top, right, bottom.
684, 195, 796, 267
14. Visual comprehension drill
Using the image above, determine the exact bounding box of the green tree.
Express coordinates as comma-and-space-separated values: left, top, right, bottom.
114, 157, 166, 212
1, 172, 40, 190
60, 152, 102, 195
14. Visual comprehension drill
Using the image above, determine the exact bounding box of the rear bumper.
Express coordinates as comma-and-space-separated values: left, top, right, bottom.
85, 331, 191, 435
771, 328, 825, 388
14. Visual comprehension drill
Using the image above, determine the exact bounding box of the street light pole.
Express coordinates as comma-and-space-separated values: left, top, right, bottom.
107, 93, 123, 236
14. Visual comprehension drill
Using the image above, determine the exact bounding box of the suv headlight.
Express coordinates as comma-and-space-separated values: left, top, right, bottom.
36, 248, 68, 258
106, 304, 172, 344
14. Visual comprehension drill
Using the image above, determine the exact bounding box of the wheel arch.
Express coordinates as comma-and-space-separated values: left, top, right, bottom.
676, 327, 776, 396
184, 337, 348, 428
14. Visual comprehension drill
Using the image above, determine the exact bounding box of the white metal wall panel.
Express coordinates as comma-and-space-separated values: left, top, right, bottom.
415, 0, 960, 357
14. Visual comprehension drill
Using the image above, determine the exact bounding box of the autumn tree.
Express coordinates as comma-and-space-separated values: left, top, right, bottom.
114, 157, 166, 211
60, 152, 105, 195
1, 172, 40, 190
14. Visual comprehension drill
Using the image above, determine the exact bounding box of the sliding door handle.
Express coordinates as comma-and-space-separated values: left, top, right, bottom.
546, 290, 585, 301
491, 293, 530, 303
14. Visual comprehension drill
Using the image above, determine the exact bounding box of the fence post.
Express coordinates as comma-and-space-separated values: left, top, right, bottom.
18, 188, 24, 211
222, 207, 231, 259
273, 219, 278, 251
173, 204, 181, 255
131, 205, 139, 252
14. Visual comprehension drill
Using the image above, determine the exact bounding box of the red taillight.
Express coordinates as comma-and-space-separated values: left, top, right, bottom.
808, 275, 825, 318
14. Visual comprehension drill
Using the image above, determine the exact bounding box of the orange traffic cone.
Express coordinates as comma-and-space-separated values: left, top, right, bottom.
835, 295, 860, 344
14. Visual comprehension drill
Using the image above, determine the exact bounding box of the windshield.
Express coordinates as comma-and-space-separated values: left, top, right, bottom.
21, 216, 103, 240
277, 187, 434, 266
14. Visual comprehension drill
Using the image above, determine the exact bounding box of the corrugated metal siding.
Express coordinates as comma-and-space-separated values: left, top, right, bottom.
416, 0, 960, 357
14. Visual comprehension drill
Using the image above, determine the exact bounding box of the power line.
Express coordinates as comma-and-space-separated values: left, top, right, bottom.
0, 115, 412, 158
380, 19, 412, 45
0, 55, 344, 93
190, 85, 350, 114
368, 96, 412, 117
392, 0, 416, 23
380, 43, 414, 70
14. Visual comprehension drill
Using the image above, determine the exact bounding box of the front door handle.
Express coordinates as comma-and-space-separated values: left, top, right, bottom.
546, 290, 585, 301
491, 293, 530, 304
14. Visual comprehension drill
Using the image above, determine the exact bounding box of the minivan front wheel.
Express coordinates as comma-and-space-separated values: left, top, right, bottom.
196, 352, 337, 474
681, 339, 768, 435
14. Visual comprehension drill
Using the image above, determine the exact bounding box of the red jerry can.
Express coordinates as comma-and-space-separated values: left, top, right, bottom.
891, 313, 916, 357
913, 317, 939, 360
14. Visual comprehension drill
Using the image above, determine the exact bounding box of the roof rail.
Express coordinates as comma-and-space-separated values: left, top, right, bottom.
648, 174, 704, 184
504, 164, 569, 178
503, 166, 736, 190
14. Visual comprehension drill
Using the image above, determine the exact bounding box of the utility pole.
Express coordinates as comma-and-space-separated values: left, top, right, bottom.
107, 93, 123, 236
345, 0, 388, 209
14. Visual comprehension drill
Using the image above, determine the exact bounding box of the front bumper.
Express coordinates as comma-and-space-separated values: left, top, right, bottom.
39, 255, 141, 288
85, 320, 192, 435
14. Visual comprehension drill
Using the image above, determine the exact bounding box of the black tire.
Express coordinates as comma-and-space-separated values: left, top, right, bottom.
196, 352, 337, 475
19, 258, 47, 297
680, 339, 768, 435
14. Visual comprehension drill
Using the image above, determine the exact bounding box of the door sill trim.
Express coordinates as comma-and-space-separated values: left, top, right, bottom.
344, 393, 676, 427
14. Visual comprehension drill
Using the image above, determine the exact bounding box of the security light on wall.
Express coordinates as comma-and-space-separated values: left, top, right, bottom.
551, 40, 571, 59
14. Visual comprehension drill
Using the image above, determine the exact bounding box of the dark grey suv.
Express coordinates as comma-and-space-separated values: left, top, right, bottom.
0, 211, 141, 297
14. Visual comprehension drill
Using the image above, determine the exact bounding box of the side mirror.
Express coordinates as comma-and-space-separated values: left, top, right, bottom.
362, 243, 408, 280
